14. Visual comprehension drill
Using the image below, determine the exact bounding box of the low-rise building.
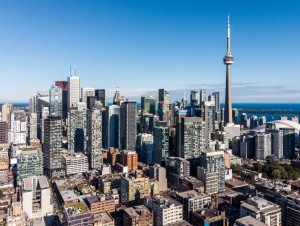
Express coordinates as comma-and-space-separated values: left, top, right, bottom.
85, 194, 115, 214
234, 216, 268, 226
63, 201, 93, 226
191, 209, 228, 226
93, 211, 114, 226
123, 205, 153, 226
61, 152, 89, 175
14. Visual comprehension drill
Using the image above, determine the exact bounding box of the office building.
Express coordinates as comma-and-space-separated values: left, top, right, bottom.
141, 96, 157, 114
136, 133, 153, 165
212, 92, 220, 112
81, 87, 95, 106
85, 194, 115, 214
49, 85, 63, 118
239, 135, 255, 159
176, 190, 211, 222
120, 101, 137, 150
153, 125, 169, 165
68, 102, 87, 152
240, 197, 281, 226
177, 117, 205, 159
55, 80, 68, 119
198, 149, 225, 195
67, 75, 80, 111
95, 89, 106, 106
280, 128, 295, 159
86, 96, 97, 110
190, 90, 199, 107
20, 176, 53, 219
1, 103, 12, 126
149, 164, 168, 191
123, 205, 153, 226
269, 129, 283, 159
144, 194, 183, 226
61, 152, 89, 175
200, 89, 206, 105
255, 133, 272, 160
43, 115, 65, 178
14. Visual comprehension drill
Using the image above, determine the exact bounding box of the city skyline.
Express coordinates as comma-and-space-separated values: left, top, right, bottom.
1, 1, 300, 103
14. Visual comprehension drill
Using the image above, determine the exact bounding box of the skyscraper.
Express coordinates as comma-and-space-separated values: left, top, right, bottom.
95, 89, 106, 106
141, 96, 157, 115
224, 16, 234, 125
67, 76, 80, 111
81, 87, 95, 106
49, 85, 63, 118
153, 126, 169, 165
43, 115, 64, 178
55, 80, 68, 119
199, 89, 206, 105
120, 101, 137, 150
190, 90, 200, 107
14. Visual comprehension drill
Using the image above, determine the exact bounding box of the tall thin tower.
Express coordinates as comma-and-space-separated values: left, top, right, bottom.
223, 15, 234, 125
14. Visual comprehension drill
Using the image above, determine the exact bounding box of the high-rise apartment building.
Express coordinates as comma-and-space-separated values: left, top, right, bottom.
199, 89, 206, 105
68, 102, 87, 152
269, 129, 283, 159
177, 117, 205, 160
67, 75, 80, 111
1, 103, 12, 126
0, 122, 7, 144
120, 101, 137, 150
49, 85, 63, 118
61, 152, 89, 175
21, 176, 53, 219
153, 126, 169, 165
280, 128, 295, 159
87, 102, 103, 170
10, 110, 27, 145
43, 115, 64, 178
255, 133, 272, 160
198, 149, 225, 194
166, 157, 190, 189
190, 90, 199, 107
17, 148, 43, 184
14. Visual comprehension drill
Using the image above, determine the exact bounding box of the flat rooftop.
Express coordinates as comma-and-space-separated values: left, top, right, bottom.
93, 212, 114, 224
64, 202, 89, 216
177, 190, 210, 199
236, 216, 268, 226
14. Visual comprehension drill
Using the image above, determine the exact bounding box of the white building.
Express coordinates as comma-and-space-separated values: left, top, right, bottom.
240, 196, 281, 226
10, 110, 27, 145
61, 152, 89, 175
67, 76, 80, 111
144, 194, 183, 226
21, 176, 52, 219
255, 133, 272, 160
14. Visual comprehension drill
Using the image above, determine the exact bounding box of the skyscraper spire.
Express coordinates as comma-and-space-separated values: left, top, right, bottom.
223, 15, 234, 125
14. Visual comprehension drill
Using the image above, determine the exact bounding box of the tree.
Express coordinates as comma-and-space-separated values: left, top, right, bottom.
271, 169, 281, 179
253, 162, 263, 172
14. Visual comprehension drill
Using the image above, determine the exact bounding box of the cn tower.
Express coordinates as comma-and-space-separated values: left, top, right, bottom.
223, 15, 234, 125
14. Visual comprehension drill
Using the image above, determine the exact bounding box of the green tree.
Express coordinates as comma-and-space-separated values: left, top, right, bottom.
253, 162, 263, 172
271, 169, 281, 179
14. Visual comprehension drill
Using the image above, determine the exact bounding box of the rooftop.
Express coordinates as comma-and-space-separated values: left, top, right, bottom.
23, 176, 49, 191
60, 190, 78, 202
124, 205, 151, 218
93, 212, 114, 224
64, 202, 89, 216
177, 190, 210, 199
235, 216, 268, 226
165, 220, 193, 226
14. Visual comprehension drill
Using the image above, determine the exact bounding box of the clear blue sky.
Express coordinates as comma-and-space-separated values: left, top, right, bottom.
1, 0, 300, 103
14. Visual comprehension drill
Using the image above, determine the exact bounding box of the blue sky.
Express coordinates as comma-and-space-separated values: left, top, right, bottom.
1, 0, 300, 103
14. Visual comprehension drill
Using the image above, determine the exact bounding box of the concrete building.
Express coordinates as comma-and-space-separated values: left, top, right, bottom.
67, 75, 80, 111
141, 96, 157, 115
55, 80, 68, 119
1, 103, 12, 125
269, 129, 283, 159
120, 101, 137, 150
198, 149, 225, 195
10, 110, 27, 145
20, 176, 53, 219
123, 205, 153, 226
191, 209, 227, 226
99, 174, 121, 194
144, 194, 183, 226
120, 150, 138, 172
63, 201, 93, 226
177, 117, 205, 159
176, 190, 211, 222
223, 16, 234, 125
0, 122, 8, 144
61, 152, 89, 175
28, 113, 38, 142
166, 157, 190, 189
240, 197, 281, 226
153, 126, 169, 165
43, 115, 65, 178
68, 102, 87, 152
149, 164, 168, 191
93, 211, 114, 226
255, 133, 272, 160
120, 171, 150, 205
87, 102, 103, 170
234, 216, 268, 226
